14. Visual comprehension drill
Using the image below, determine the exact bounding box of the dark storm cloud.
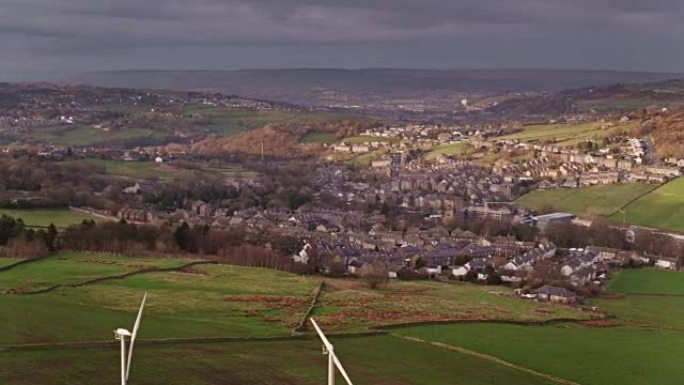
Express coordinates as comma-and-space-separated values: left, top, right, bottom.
1, 0, 683, 75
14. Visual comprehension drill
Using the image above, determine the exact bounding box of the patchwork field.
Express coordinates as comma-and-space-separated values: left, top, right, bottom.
0, 208, 96, 228
496, 121, 637, 147
1, 253, 679, 385
516, 183, 657, 217
608, 177, 684, 232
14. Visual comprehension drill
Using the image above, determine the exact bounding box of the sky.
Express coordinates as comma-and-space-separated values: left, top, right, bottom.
2, 0, 684, 78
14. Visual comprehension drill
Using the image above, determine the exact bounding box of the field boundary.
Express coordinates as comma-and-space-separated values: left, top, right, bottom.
0, 330, 388, 352
371, 316, 598, 331
395, 335, 582, 385
605, 182, 663, 217
0, 254, 55, 273
292, 280, 325, 333
7, 260, 218, 295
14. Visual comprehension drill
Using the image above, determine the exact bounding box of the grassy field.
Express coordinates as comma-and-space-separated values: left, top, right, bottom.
496, 121, 637, 147
396, 323, 683, 385
343, 135, 391, 144
60, 158, 168, 179
0, 252, 187, 293
0, 255, 319, 344
424, 142, 473, 160
516, 183, 657, 217
0, 208, 95, 228
608, 177, 684, 232
300, 131, 337, 144
0, 335, 558, 385
313, 279, 586, 331
0, 257, 22, 268
590, 269, 684, 329
1, 255, 678, 384
61, 158, 254, 181
606, 269, 684, 294
32, 126, 167, 146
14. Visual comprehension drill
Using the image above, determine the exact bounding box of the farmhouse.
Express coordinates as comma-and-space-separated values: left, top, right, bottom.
532, 285, 579, 304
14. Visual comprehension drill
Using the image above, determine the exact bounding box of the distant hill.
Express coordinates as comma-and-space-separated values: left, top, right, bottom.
71, 69, 683, 107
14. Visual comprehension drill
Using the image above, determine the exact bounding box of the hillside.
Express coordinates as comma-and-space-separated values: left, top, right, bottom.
650, 110, 684, 158
72, 69, 683, 106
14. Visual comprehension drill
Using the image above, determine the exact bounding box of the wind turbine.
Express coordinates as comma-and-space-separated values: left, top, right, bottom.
310, 318, 354, 385
113, 293, 147, 385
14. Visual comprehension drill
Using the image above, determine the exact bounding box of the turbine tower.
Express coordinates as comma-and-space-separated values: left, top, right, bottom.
310, 318, 354, 385
113, 293, 147, 385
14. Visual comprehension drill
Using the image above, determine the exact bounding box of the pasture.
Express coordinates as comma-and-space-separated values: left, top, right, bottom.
608, 177, 684, 232
516, 183, 656, 217
605, 268, 684, 294
31, 126, 167, 147
0, 208, 95, 228
424, 141, 473, 160
396, 323, 684, 385
300, 131, 337, 144
495, 121, 637, 147
0, 335, 558, 385
1, 253, 678, 385
313, 279, 586, 331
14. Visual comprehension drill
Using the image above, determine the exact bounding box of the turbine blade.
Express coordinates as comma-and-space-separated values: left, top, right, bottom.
125, 293, 147, 381
333, 355, 354, 385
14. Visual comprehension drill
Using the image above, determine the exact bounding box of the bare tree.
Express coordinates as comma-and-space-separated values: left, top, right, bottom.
358, 260, 389, 290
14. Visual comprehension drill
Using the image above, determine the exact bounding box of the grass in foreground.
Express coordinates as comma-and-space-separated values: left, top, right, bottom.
516, 183, 656, 217
0, 208, 96, 228
608, 177, 684, 232
0, 258, 319, 343
0, 335, 557, 385
396, 322, 684, 385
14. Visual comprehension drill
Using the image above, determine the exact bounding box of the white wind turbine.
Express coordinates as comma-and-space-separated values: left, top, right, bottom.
310, 318, 354, 385
113, 293, 147, 385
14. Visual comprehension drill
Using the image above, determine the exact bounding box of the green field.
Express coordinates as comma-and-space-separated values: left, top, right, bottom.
424, 142, 473, 160
343, 135, 391, 144
32, 126, 168, 146
396, 323, 683, 385
608, 177, 684, 232
516, 183, 657, 217
300, 131, 337, 144
61, 158, 253, 181
606, 269, 684, 294
0, 335, 558, 385
60, 158, 168, 179
0, 208, 95, 228
591, 269, 684, 329
496, 121, 637, 147
1, 255, 678, 384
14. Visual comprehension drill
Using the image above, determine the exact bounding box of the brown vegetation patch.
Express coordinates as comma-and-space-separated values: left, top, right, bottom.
580, 319, 620, 328
224, 295, 308, 309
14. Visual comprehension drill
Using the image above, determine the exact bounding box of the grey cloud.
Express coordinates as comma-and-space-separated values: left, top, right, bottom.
1, 0, 683, 75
